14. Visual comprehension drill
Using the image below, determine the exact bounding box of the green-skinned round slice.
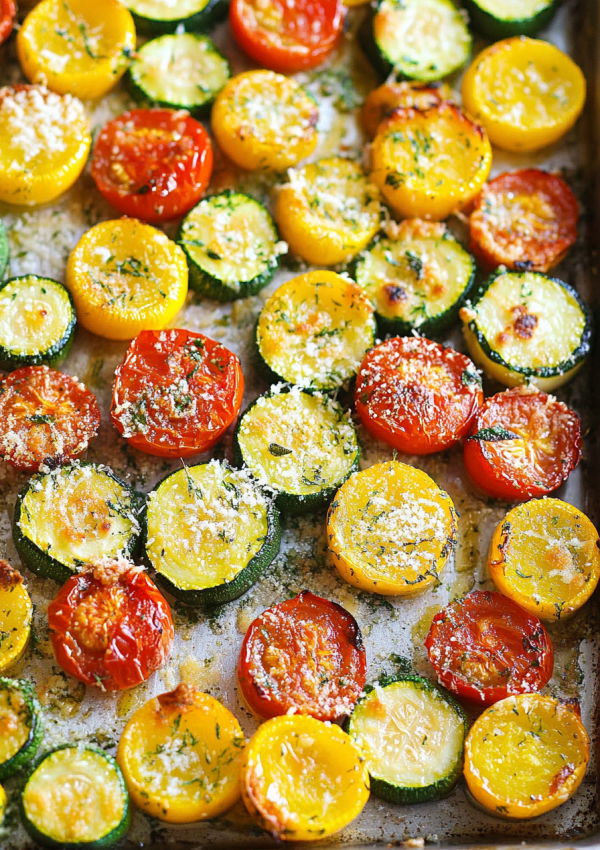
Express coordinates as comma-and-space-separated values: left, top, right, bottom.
122, 0, 229, 34
0, 678, 43, 780
464, 0, 560, 38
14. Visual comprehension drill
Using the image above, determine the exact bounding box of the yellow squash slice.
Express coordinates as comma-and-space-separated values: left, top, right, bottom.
327, 460, 458, 596
0, 562, 33, 674
361, 81, 452, 138
464, 694, 589, 819
117, 684, 245, 824
242, 714, 369, 841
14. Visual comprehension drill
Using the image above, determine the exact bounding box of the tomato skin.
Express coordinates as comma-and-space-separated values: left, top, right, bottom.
425, 590, 553, 706
111, 329, 244, 458
0, 0, 15, 44
355, 336, 483, 455
238, 590, 366, 721
229, 0, 344, 73
91, 109, 213, 224
464, 385, 581, 501
48, 561, 174, 692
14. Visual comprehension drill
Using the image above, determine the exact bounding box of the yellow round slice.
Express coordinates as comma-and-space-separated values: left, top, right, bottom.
489, 498, 600, 622
0, 85, 90, 207
66, 218, 188, 340
462, 37, 586, 153
0, 783, 5, 825
464, 694, 589, 819
242, 714, 369, 841
117, 684, 245, 824
0, 562, 33, 674
327, 460, 458, 596
17, 0, 135, 101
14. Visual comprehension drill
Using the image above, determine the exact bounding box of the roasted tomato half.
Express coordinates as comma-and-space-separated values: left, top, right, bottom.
0, 0, 15, 45
464, 385, 582, 501
111, 328, 244, 458
48, 559, 174, 691
355, 336, 483, 455
91, 108, 213, 223
0, 366, 100, 471
470, 169, 578, 273
230, 0, 344, 74
238, 590, 366, 721
425, 590, 553, 706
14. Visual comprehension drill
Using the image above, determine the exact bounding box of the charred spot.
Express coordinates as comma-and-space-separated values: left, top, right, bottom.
158, 682, 199, 713
0, 559, 22, 589
513, 310, 538, 339
384, 284, 408, 304
514, 260, 534, 271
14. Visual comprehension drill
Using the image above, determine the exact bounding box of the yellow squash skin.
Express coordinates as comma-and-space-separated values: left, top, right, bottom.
0, 562, 33, 674
371, 102, 492, 221
117, 684, 244, 824
212, 70, 318, 171
0, 85, 90, 207
462, 37, 586, 153
0, 783, 5, 824
489, 498, 600, 622
17, 0, 136, 101
464, 694, 589, 819
327, 460, 458, 596
241, 715, 369, 841
66, 218, 188, 340
275, 157, 383, 266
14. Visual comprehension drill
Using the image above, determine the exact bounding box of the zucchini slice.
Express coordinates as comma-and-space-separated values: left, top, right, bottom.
129, 33, 230, 116
348, 676, 467, 804
0, 275, 75, 371
13, 462, 144, 585
122, 0, 227, 34
179, 192, 284, 301
464, 0, 559, 38
0, 678, 42, 780
362, 0, 471, 81
0, 562, 33, 674
461, 270, 592, 391
233, 387, 360, 515
145, 460, 280, 606
354, 219, 475, 336
20, 744, 130, 849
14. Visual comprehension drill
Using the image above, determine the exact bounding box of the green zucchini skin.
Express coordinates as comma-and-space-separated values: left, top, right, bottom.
0, 220, 8, 281
0, 678, 43, 780
19, 745, 131, 850
463, 0, 560, 38
124, 0, 229, 35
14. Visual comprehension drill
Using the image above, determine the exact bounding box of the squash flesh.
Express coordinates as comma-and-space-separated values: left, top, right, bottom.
0, 685, 30, 765
0, 277, 72, 358
0, 567, 33, 673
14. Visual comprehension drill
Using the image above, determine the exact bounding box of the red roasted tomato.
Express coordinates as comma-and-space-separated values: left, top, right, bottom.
91, 109, 213, 223
48, 559, 174, 691
0, 366, 100, 471
355, 336, 483, 455
238, 590, 366, 721
0, 0, 15, 44
464, 385, 581, 501
425, 590, 553, 706
111, 328, 244, 458
470, 169, 578, 273
230, 0, 344, 73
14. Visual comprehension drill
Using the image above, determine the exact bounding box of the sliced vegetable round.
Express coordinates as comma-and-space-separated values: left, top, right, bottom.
0, 678, 43, 780
111, 329, 244, 458
117, 684, 245, 823
0, 0, 15, 45
460, 270, 591, 390
145, 461, 280, 606
356, 337, 482, 455
242, 714, 369, 841
233, 386, 359, 515
463, 385, 582, 501
0, 85, 90, 207
0, 276, 76, 371
464, 0, 559, 38
0, 562, 33, 674
17, 0, 135, 100
275, 157, 383, 266
489, 498, 600, 622
462, 38, 586, 153
14, 462, 144, 585
211, 71, 318, 172
92, 109, 213, 224
464, 694, 589, 819
362, 80, 450, 138
425, 591, 553, 706
66, 219, 188, 341
257, 271, 375, 391
230, 0, 343, 73
348, 676, 467, 804
470, 170, 579, 273
0, 366, 100, 472
354, 219, 476, 336
238, 590, 366, 721
328, 460, 458, 596
20, 744, 130, 848
371, 103, 492, 221
179, 192, 284, 301
122, 0, 228, 34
